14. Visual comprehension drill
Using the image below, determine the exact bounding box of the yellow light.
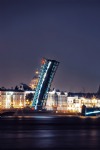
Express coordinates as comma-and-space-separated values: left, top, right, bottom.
36, 70, 39, 74
19, 102, 23, 107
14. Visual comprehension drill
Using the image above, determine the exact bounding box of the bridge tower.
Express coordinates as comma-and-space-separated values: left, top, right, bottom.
31, 58, 59, 110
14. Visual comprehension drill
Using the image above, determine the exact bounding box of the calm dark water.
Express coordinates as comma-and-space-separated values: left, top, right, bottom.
0, 116, 100, 150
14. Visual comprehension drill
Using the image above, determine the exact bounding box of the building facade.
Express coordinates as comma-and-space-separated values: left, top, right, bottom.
0, 89, 100, 113
0, 90, 25, 109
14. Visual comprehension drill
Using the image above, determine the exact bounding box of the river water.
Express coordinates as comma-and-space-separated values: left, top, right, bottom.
0, 116, 100, 149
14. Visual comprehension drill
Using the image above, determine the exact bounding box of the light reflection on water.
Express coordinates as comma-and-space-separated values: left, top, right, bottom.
0, 116, 100, 149
3, 116, 55, 119
0, 129, 100, 149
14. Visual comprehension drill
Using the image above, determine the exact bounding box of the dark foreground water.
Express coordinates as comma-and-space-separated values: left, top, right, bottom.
0, 115, 100, 150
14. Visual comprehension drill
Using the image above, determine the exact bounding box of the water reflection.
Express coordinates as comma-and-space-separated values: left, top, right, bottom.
0, 129, 100, 149
0, 116, 100, 149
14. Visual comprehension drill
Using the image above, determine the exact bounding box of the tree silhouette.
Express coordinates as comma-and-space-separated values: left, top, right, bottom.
25, 93, 34, 102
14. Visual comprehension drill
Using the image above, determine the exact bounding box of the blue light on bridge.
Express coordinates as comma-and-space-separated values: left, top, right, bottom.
31, 58, 59, 110
86, 110, 100, 115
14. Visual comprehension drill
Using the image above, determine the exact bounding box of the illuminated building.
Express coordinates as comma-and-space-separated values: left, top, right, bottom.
32, 58, 59, 110
67, 96, 82, 113
1, 80, 100, 113
29, 70, 39, 90
46, 89, 67, 111
0, 90, 25, 109
67, 92, 100, 113
0, 85, 34, 109
57, 91, 68, 111
46, 89, 59, 110
0, 88, 100, 114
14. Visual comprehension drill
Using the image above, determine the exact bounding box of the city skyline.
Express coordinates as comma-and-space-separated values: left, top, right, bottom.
0, 0, 100, 92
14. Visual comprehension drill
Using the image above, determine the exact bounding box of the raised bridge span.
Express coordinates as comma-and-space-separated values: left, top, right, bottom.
31, 58, 59, 110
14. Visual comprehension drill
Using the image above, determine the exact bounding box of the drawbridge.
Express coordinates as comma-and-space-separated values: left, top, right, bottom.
31, 58, 59, 110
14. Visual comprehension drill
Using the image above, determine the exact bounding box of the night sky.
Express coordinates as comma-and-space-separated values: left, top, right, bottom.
0, 0, 100, 92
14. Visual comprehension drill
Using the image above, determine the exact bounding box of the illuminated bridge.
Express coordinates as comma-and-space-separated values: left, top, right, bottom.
31, 58, 59, 110
81, 105, 100, 116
